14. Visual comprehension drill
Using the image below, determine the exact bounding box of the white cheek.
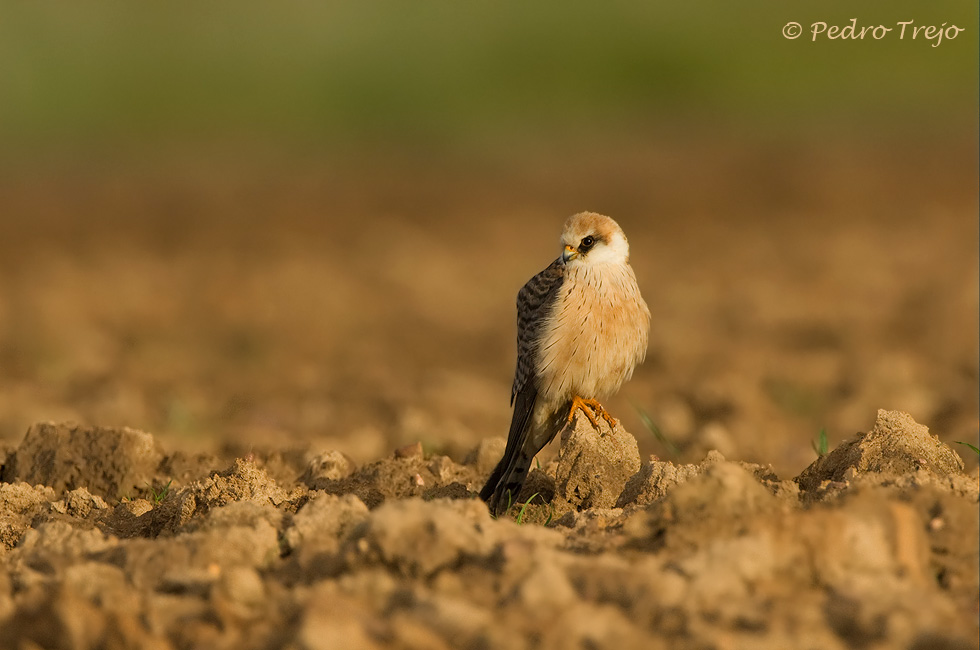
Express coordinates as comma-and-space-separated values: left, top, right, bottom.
586, 248, 617, 265
585, 241, 629, 265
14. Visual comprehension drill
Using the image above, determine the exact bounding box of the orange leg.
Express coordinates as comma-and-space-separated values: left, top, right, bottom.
567, 395, 618, 429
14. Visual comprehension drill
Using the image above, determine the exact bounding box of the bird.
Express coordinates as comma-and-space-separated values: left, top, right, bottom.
480, 212, 650, 516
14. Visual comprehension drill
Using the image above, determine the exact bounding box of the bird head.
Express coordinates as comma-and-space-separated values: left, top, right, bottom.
559, 212, 631, 267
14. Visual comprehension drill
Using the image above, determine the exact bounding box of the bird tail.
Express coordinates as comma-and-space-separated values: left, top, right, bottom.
484, 451, 534, 517
480, 391, 570, 517
480, 386, 537, 517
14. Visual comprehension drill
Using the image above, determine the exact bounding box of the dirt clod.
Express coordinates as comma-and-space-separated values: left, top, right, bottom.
300, 450, 356, 486
556, 412, 641, 512
0, 482, 57, 549
1, 422, 163, 500
0, 411, 977, 649
284, 492, 370, 562
617, 450, 723, 508
50, 487, 109, 519
797, 409, 967, 495
341, 498, 499, 579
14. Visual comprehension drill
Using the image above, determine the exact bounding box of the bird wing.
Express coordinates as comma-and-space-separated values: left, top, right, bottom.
512, 257, 565, 404
479, 257, 565, 512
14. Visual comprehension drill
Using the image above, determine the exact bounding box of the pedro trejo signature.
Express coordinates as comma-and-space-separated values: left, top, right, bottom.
782, 18, 964, 47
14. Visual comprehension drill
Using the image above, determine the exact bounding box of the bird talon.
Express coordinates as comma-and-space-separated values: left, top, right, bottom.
599, 410, 619, 428
567, 396, 616, 429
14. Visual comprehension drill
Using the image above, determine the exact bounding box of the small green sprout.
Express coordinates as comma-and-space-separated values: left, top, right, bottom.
515, 493, 539, 525
148, 479, 173, 504
812, 428, 829, 457
514, 493, 555, 526
542, 501, 555, 527
954, 441, 980, 456
633, 403, 680, 456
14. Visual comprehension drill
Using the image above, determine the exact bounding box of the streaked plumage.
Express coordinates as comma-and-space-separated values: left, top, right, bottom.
480, 212, 650, 516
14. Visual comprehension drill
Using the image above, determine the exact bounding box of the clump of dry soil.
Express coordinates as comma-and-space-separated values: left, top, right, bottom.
0, 409, 977, 650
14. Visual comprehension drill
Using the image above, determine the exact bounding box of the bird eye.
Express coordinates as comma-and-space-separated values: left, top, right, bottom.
580, 236, 595, 250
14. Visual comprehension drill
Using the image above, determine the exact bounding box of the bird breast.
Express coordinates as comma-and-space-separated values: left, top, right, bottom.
535, 261, 650, 405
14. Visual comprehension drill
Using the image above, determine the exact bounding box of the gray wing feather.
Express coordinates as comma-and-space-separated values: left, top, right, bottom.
479, 258, 565, 513
512, 258, 565, 403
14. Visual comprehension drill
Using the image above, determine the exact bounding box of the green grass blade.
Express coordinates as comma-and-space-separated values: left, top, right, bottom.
812, 428, 829, 456
632, 402, 680, 456
515, 493, 539, 525
954, 441, 980, 456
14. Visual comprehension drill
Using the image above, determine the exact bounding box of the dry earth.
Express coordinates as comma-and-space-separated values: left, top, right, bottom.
0, 409, 976, 650
1, 139, 977, 478
0, 137, 977, 648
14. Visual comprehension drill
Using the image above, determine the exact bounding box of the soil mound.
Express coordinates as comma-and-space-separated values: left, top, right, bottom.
1, 422, 163, 500
0, 411, 976, 649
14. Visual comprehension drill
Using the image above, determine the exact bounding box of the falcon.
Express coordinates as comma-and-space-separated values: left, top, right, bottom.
480, 212, 651, 516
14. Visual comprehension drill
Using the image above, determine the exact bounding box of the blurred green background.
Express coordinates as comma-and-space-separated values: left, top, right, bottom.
1, 1, 976, 158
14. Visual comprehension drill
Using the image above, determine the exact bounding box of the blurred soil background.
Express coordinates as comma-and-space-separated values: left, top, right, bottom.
0, 1, 977, 476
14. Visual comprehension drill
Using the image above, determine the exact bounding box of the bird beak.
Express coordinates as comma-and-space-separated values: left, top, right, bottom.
562, 244, 578, 263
